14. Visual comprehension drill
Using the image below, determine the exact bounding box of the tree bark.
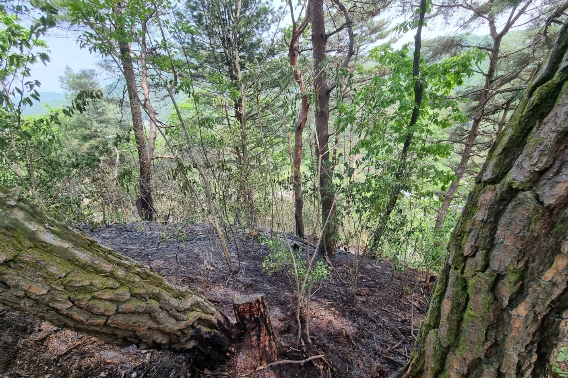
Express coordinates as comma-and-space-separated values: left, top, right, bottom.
140, 17, 158, 161
400, 23, 568, 378
233, 294, 278, 366
311, 0, 354, 253
289, 1, 311, 238
117, 38, 154, 222
0, 185, 232, 363
311, 0, 335, 254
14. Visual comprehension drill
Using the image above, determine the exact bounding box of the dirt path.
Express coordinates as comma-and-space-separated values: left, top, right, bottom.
0, 222, 433, 378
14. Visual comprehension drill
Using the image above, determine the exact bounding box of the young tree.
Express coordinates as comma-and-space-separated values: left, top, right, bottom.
433, 0, 537, 230
182, 0, 277, 227
398, 20, 568, 377
368, 0, 427, 251
64, 0, 157, 221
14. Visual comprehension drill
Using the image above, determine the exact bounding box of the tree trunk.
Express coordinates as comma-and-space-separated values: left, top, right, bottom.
369, 0, 426, 252
118, 39, 155, 222
0, 185, 232, 364
289, 2, 311, 238
233, 294, 278, 366
140, 18, 158, 161
400, 23, 568, 377
312, 0, 335, 254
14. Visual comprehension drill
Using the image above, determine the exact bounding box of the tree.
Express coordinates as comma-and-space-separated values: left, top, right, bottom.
0, 184, 232, 364
0, 2, 55, 202
311, 0, 354, 253
64, 0, 158, 221
368, 0, 427, 251
398, 20, 568, 377
433, 0, 537, 230
181, 0, 278, 227
288, 0, 311, 238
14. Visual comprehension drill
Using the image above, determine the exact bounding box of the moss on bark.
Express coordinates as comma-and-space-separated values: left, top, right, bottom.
401, 22, 568, 378
0, 187, 233, 366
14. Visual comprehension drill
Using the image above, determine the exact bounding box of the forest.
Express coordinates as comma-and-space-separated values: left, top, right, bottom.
1, 0, 567, 377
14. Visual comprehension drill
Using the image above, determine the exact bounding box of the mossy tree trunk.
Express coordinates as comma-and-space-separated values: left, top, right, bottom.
400, 23, 568, 378
0, 186, 232, 364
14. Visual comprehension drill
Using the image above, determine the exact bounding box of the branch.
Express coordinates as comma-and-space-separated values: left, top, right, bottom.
257, 355, 325, 370
498, 0, 533, 39
297, 1, 312, 35
325, 22, 349, 39
151, 155, 176, 160
457, 43, 493, 52
326, 0, 355, 92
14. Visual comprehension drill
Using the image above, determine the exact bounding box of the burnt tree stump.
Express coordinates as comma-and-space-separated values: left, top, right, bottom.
233, 293, 278, 366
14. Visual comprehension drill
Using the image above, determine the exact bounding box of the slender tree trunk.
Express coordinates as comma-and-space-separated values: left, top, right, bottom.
24, 138, 38, 198
117, 39, 154, 221
434, 49, 498, 229
289, 2, 311, 238
312, 0, 335, 253
497, 100, 512, 135
231, 0, 256, 227
400, 24, 568, 377
140, 18, 158, 161
370, 0, 426, 252
292, 83, 308, 238
0, 186, 232, 361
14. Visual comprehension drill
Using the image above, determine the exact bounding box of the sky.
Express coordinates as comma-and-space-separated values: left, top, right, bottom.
28, 1, 491, 94
31, 31, 98, 93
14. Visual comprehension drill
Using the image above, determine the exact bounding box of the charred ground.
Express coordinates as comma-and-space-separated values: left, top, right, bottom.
0, 222, 433, 378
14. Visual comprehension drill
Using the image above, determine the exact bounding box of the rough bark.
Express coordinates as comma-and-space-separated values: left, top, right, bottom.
400, 23, 568, 378
312, 0, 335, 254
311, 0, 354, 254
118, 39, 155, 222
233, 294, 278, 366
434, 2, 532, 230
289, 1, 311, 238
0, 185, 232, 363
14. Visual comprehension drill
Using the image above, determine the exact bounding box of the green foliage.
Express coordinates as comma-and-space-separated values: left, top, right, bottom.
0, 2, 57, 111
326, 41, 485, 268
554, 347, 568, 378
261, 236, 330, 290
0, 29, 128, 224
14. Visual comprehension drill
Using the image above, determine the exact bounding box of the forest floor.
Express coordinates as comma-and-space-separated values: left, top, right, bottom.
0, 222, 435, 378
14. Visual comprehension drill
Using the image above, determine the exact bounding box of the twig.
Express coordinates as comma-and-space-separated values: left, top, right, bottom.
58, 338, 88, 357
377, 352, 405, 366
225, 270, 237, 286
403, 298, 426, 313
257, 355, 325, 370
389, 338, 403, 352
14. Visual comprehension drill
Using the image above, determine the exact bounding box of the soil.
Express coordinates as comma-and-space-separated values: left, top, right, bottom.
0, 222, 434, 378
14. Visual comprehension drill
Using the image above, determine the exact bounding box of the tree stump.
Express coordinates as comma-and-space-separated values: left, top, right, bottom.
233, 293, 278, 366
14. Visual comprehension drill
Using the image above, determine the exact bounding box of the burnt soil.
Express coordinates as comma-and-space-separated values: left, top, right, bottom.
0, 222, 434, 378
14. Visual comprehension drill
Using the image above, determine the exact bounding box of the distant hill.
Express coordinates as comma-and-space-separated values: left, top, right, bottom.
21, 92, 68, 116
